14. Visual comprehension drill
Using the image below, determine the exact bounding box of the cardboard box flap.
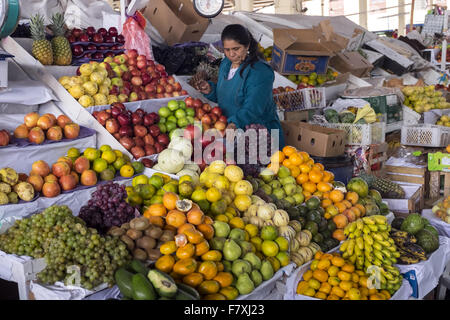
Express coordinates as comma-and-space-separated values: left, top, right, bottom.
273, 28, 333, 54
313, 20, 350, 53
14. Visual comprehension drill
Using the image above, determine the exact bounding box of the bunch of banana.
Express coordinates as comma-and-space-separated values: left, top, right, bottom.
340, 215, 403, 294
365, 264, 403, 295
390, 229, 427, 264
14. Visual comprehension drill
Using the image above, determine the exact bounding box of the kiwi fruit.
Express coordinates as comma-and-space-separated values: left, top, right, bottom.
133, 248, 147, 261
130, 217, 150, 231
120, 234, 135, 251
109, 227, 126, 237
126, 229, 143, 240
146, 248, 162, 261
159, 230, 175, 242
146, 226, 163, 239
136, 236, 156, 250
121, 222, 131, 230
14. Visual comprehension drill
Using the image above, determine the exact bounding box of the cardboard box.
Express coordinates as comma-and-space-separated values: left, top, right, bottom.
383, 184, 423, 214
364, 39, 414, 76
142, 0, 209, 46
330, 51, 373, 78
281, 121, 346, 157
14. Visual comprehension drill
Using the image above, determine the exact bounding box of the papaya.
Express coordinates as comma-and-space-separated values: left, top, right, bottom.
129, 259, 150, 276
114, 267, 134, 299
176, 283, 200, 300
131, 273, 157, 300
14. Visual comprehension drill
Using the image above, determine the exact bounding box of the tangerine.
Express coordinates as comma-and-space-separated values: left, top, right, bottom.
345, 191, 359, 205
197, 223, 215, 240
187, 209, 205, 225
173, 257, 198, 275
176, 243, 195, 259
282, 159, 292, 167
197, 280, 220, 295
342, 200, 352, 209
282, 146, 297, 157
147, 216, 165, 228
163, 192, 179, 210
155, 254, 175, 273
289, 166, 301, 178
182, 272, 204, 287
317, 181, 333, 192
321, 198, 333, 208
197, 261, 218, 280
299, 164, 312, 174
213, 272, 233, 288
322, 171, 334, 182
145, 203, 167, 217
302, 182, 317, 193
177, 223, 195, 235
313, 163, 325, 171
296, 173, 309, 184
195, 240, 210, 256
166, 210, 187, 228
309, 170, 323, 183
289, 153, 303, 166
332, 229, 346, 241
330, 190, 344, 203
335, 202, 347, 214
333, 214, 348, 229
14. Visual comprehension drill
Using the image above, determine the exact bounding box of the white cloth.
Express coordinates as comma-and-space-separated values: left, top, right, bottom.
422, 209, 450, 238
227, 67, 239, 80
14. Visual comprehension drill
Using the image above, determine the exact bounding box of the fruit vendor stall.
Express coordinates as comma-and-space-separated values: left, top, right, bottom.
1, 0, 450, 303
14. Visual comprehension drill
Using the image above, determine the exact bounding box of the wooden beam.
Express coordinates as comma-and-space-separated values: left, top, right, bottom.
409, 0, 415, 32
399, 0, 406, 35
359, 0, 368, 29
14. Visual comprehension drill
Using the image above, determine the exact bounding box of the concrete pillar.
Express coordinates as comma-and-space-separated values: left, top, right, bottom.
235, 0, 254, 11
399, 0, 406, 36
359, 0, 368, 29
274, 0, 297, 14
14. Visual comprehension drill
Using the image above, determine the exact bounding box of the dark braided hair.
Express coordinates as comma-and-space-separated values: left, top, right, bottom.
221, 24, 265, 77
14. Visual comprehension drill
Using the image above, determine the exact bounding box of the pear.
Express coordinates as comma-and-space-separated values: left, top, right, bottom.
223, 239, 241, 261
236, 273, 255, 295
213, 221, 230, 238
260, 260, 274, 280
250, 270, 263, 286
231, 259, 252, 277
229, 228, 246, 242
239, 241, 254, 258
243, 252, 262, 270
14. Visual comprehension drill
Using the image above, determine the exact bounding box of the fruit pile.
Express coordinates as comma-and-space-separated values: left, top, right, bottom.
0, 129, 11, 146
432, 195, 450, 223
296, 251, 393, 300
258, 44, 272, 62
25, 145, 144, 198
0, 168, 35, 205
285, 70, 338, 88
272, 86, 296, 95
403, 85, 450, 113
435, 114, 450, 127
157, 100, 197, 137
79, 182, 137, 234
289, 225, 322, 267
30, 13, 72, 66
0, 205, 130, 289
324, 106, 378, 125
14, 112, 80, 144
93, 102, 170, 159
390, 214, 439, 264
109, 216, 176, 262
340, 216, 403, 294
68, 26, 125, 62
115, 261, 201, 300
185, 97, 227, 132
59, 50, 186, 108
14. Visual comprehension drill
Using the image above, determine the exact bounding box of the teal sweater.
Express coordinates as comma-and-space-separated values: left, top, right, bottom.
204, 57, 285, 148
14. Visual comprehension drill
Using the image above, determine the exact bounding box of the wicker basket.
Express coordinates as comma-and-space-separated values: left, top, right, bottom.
273, 87, 326, 111
319, 122, 386, 146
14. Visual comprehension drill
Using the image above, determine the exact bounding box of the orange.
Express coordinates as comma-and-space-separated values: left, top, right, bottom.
197, 223, 215, 240
332, 229, 346, 241
306, 159, 315, 166
201, 250, 223, 262
195, 240, 210, 256
282, 146, 297, 157
182, 272, 204, 287
317, 182, 333, 193
289, 166, 301, 178
289, 153, 303, 166
297, 280, 309, 294
322, 192, 330, 199
213, 272, 233, 288
197, 280, 220, 295
296, 173, 309, 184
177, 223, 195, 235
216, 262, 224, 272
339, 280, 353, 292
319, 282, 332, 294
342, 200, 352, 209
166, 210, 187, 228
337, 271, 351, 281
299, 164, 312, 174
331, 256, 345, 267
321, 198, 333, 208
331, 286, 345, 298
345, 191, 359, 205
351, 273, 360, 283
303, 269, 313, 281
302, 182, 317, 194
314, 252, 323, 260
173, 257, 198, 275
313, 163, 325, 171
333, 214, 348, 229
308, 170, 323, 183
321, 253, 333, 260
322, 171, 334, 183
160, 241, 177, 255
282, 159, 292, 167
341, 264, 355, 273
314, 292, 327, 300
329, 190, 344, 203
335, 202, 347, 214
350, 207, 361, 219
144, 203, 167, 217
298, 151, 310, 162
176, 243, 195, 259
271, 151, 285, 163
317, 259, 331, 271
163, 192, 179, 210
197, 261, 218, 280
155, 254, 175, 273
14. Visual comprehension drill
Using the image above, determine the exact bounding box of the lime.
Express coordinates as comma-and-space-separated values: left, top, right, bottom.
84, 147, 101, 161
210, 199, 227, 216
100, 168, 115, 181
113, 150, 123, 158
93, 158, 108, 173
165, 121, 177, 132
148, 175, 164, 189
191, 189, 207, 202
132, 174, 148, 187
178, 181, 194, 198
131, 161, 145, 174
158, 123, 167, 134
162, 182, 178, 194
149, 195, 163, 205
186, 108, 195, 117
113, 157, 127, 170
120, 164, 134, 178
134, 184, 156, 200
67, 147, 80, 158
261, 226, 278, 241
197, 199, 210, 213
128, 192, 143, 206
101, 150, 117, 164
99, 145, 112, 153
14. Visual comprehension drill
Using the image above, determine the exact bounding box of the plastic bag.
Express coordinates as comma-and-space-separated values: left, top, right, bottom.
122, 14, 154, 60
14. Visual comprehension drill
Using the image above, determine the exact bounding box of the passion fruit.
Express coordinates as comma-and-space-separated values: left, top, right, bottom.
176, 199, 193, 212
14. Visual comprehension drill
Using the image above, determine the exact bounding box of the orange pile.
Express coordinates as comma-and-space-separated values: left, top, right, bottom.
296, 251, 391, 300
151, 192, 236, 300
269, 146, 335, 200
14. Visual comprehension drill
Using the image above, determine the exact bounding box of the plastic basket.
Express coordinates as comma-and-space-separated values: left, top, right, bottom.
401, 124, 450, 147
403, 105, 421, 125
273, 87, 326, 111
319, 122, 386, 146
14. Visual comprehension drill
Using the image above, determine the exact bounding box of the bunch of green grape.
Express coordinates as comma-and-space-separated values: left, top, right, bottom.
0, 205, 131, 290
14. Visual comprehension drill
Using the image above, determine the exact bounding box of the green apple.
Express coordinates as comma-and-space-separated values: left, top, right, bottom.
158, 107, 171, 118
167, 100, 179, 111
272, 188, 286, 200
283, 183, 296, 196
277, 166, 291, 179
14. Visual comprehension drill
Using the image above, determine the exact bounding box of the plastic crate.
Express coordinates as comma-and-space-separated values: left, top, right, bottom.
319, 122, 386, 146
401, 124, 450, 147
403, 105, 421, 125
273, 87, 326, 111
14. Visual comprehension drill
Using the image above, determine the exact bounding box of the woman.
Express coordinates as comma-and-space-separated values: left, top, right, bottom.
195, 24, 285, 148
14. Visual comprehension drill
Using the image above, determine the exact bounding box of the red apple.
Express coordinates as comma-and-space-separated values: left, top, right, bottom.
202, 103, 212, 112
211, 107, 222, 117
193, 99, 203, 109
149, 124, 160, 137
154, 142, 164, 153
157, 133, 170, 146
165, 84, 174, 93
173, 82, 182, 91
105, 118, 119, 133
185, 97, 194, 108
156, 85, 165, 94
201, 114, 212, 125
183, 124, 201, 141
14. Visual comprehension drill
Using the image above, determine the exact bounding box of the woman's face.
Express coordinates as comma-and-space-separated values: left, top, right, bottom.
223, 39, 248, 65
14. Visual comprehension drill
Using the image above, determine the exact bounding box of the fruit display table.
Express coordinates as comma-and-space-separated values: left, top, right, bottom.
422, 209, 450, 237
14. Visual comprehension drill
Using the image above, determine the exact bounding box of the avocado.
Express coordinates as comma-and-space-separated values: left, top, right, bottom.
129, 259, 150, 275
147, 269, 177, 298
131, 273, 157, 300
175, 289, 196, 300
176, 283, 200, 300
114, 267, 134, 298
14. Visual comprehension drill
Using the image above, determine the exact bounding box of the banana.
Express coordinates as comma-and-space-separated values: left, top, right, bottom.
383, 259, 392, 266
354, 245, 362, 257
393, 251, 401, 258
363, 234, 374, 245
349, 254, 357, 264
386, 245, 397, 252
373, 250, 384, 261
348, 232, 356, 239
364, 251, 374, 262
380, 232, 390, 240
356, 219, 364, 231
363, 225, 371, 234
372, 258, 382, 267
347, 239, 355, 256
388, 238, 395, 246
342, 251, 349, 259
379, 240, 391, 247
368, 224, 379, 232
373, 242, 383, 251
356, 236, 364, 250
373, 215, 387, 225
357, 255, 365, 266
364, 242, 373, 253
362, 217, 375, 225
349, 222, 357, 234
340, 240, 349, 253
353, 229, 362, 238
372, 233, 384, 242
381, 249, 392, 259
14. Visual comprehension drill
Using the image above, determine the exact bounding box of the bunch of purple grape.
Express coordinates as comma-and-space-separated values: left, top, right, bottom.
233, 124, 273, 177
79, 182, 135, 234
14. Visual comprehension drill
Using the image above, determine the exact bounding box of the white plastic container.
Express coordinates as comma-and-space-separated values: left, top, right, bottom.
401, 124, 450, 147
273, 87, 326, 111
403, 106, 421, 125
319, 122, 386, 146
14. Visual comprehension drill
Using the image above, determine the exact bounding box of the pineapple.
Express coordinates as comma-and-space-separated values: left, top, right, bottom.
30, 14, 53, 65
359, 173, 406, 199
50, 13, 72, 66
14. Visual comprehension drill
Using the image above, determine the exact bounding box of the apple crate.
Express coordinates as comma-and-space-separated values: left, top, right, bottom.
273, 87, 326, 111
319, 122, 386, 146
401, 124, 450, 147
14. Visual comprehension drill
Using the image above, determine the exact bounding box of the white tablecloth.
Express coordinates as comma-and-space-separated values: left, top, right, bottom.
422, 209, 450, 238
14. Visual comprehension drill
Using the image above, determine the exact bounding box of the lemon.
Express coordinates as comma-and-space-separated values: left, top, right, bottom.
84, 147, 101, 161
179, 175, 193, 184
275, 236, 289, 251
120, 164, 134, 178
206, 187, 222, 202
229, 217, 245, 229
244, 224, 259, 237
233, 194, 252, 212
233, 180, 253, 196
213, 175, 230, 190
92, 158, 108, 173
113, 150, 123, 158
113, 157, 126, 170
132, 175, 149, 187
208, 160, 226, 174
191, 189, 207, 202
99, 145, 112, 153
250, 237, 263, 251
102, 150, 117, 164
224, 165, 244, 182
215, 214, 229, 223
275, 251, 290, 267
67, 147, 80, 158
261, 240, 279, 257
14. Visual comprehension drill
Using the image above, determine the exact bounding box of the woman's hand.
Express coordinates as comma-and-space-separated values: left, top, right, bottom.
196, 80, 212, 95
